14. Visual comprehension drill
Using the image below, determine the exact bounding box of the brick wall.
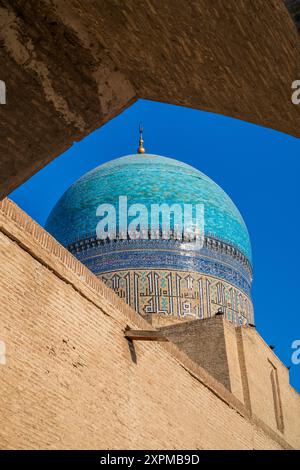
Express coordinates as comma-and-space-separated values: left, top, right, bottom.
158, 317, 231, 390
241, 327, 300, 449
0, 198, 297, 449
158, 315, 300, 449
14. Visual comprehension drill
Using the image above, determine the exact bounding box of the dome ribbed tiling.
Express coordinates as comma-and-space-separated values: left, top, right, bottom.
46, 154, 251, 260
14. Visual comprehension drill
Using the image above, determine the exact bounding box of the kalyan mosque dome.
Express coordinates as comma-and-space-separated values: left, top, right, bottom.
45, 132, 253, 326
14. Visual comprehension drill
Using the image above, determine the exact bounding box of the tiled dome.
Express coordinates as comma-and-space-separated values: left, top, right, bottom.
46, 154, 253, 326
45, 154, 252, 262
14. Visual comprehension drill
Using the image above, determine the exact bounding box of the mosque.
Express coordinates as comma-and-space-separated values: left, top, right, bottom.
45, 130, 254, 328
1, 0, 300, 451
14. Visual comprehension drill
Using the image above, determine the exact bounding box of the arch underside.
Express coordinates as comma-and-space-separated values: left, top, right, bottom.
1, 0, 300, 199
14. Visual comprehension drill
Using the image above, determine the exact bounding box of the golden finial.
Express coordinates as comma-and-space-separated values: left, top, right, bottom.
137, 123, 145, 154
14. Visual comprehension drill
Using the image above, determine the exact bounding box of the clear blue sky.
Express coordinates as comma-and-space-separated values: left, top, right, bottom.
10, 99, 300, 393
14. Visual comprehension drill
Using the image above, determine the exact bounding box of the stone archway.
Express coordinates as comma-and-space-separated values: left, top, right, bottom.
1, 0, 300, 199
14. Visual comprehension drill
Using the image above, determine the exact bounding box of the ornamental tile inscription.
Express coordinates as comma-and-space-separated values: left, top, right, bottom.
99, 269, 253, 326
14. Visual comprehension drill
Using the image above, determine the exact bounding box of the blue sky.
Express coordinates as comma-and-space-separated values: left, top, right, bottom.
10, 99, 300, 393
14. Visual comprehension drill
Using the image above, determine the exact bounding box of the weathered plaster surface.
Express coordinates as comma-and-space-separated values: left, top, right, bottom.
0, 0, 300, 198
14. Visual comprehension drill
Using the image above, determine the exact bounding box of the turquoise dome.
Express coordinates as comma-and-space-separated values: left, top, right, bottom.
45, 154, 252, 262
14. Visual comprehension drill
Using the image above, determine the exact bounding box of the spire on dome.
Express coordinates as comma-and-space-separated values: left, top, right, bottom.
137, 123, 145, 154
